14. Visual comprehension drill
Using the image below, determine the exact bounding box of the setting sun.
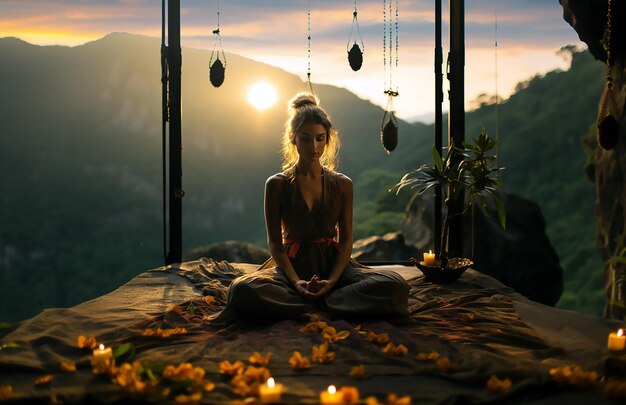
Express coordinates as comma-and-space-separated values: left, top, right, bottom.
247, 81, 277, 110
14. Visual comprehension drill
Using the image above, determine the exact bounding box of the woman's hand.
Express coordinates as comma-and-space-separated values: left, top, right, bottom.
309, 276, 335, 299
294, 280, 316, 300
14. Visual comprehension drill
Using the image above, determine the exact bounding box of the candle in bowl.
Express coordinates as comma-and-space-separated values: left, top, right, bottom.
259, 377, 283, 404
92, 344, 113, 367
320, 385, 343, 405
423, 250, 436, 266
608, 328, 626, 351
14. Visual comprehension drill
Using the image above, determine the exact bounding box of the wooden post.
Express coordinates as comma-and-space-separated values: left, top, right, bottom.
434, 0, 443, 259
165, 0, 183, 264
447, 0, 465, 256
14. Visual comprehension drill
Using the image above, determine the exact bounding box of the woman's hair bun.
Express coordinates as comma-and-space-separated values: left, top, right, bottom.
289, 92, 319, 110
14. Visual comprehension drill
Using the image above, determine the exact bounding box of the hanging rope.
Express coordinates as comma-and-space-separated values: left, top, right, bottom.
306, 0, 314, 94
161, 0, 168, 261
209, 0, 226, 87
347, 0, 365, 71
597, 0, 621, 150
495, 11, 500, 178
381, 0, 399, 153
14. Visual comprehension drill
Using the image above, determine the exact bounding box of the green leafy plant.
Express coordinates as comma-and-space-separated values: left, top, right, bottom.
395, 128, 505, 260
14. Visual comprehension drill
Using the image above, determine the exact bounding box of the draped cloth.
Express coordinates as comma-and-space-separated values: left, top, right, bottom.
219, 169, 410, 321
1, 259, 623, 404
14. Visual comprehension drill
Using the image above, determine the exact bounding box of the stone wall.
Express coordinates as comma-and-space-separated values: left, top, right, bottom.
560, 0, 626, 319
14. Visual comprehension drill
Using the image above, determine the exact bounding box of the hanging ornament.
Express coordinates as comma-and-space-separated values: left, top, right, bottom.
381, 99, 398, 153
380, 0, 399, 153
597, 0, 621, 150
209, 1, 226, 88
306, 2, 315, 94
347, 1, 365, 71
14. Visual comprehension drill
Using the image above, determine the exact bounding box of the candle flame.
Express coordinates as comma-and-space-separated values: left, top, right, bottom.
99, 344, 105, 350
328, 385, 336, 394
429, 250, 433, 254
619, 329, 624, 337
267, 377, 275, 388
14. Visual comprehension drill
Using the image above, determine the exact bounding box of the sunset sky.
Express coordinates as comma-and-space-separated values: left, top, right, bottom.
0, 0, 584, 120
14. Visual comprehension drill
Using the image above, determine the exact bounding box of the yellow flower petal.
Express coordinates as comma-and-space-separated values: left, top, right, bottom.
388, 393, 412, 405
0, 386, 12, 400
382, 343, 408, 356
77, 335, 97, 349
312, 341, 336, 364
203, 295, 218, 305
486, 375, 512, 394
219, 360, 245, 376
340, 386, 360, 404
34, 374, 53, 385
289, 351, 311, 369
248, 351, 272, 366
60, 360, 77, 373
349, 364, 368, 379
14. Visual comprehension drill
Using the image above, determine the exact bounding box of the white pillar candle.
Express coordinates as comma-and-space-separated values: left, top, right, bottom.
259, 378, 283, 404
320, 385, 343, 405
92, 344, 113, 367
423, 250, 436, 266
608, 328, 626, 351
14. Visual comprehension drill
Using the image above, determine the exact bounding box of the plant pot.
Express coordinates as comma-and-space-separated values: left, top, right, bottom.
410, 257, 473, 284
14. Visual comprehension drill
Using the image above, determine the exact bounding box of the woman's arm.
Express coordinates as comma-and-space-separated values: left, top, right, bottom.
264, 175, 315, 299
312, 175, 354, 297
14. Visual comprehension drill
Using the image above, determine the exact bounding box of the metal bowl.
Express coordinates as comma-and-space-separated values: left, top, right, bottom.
410, 257, 473, 284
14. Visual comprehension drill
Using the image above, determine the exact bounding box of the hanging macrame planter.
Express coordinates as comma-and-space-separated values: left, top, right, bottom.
381, 92, 399, 153
380, 0, 399, 153
210, 56, 225, 88
597, 0, 621, 150
209, 3, 226, 88
347, 3, 365, 72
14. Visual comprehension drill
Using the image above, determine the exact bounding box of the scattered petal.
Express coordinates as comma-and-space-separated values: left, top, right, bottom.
312, 342, 336, 364
0, 386, 12, 400
289, 351, 311, 370
203, 296, 218, 305
77, 335, 97, 350
220, 360, 245, 376
486, 375, 512, 394
382, 343, 408, 356
60, 360, 77, 373
174, 392, 202, 405
387, 393, 412, 405
549, 365, 597, 389
203, 380, 216, 392
348, 365, 368, 379
34, 374, 53, 385
340, 386, 360, 404
322, 327, 350, 343
143, 327, 188, 338
163, 363, 205, 384
249, 351, 272, 366
416, 352, 439, 361
364, 331, 390, 345
435, 357, 457, 373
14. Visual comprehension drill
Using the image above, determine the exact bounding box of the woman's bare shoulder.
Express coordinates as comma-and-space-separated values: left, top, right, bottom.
332, 171, 353, 187
265, 173, 287, 190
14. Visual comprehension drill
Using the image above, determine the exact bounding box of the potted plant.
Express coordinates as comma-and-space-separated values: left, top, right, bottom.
394, 128, 505, 282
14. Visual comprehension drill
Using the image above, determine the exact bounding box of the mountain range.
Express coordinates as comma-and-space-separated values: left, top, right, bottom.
0, 33, 605, 322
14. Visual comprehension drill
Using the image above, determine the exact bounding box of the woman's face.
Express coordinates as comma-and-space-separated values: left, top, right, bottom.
294, 122, 327, 162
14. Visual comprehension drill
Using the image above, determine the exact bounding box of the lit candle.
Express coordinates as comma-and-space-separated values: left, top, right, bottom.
320, 385, 344, 405
92, 344, 113, 367
259, 377, 283, 404
423, 250, 436, 266
608, 328, 626, 351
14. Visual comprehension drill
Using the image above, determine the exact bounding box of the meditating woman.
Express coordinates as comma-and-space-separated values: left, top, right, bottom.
224, 92, 409, 321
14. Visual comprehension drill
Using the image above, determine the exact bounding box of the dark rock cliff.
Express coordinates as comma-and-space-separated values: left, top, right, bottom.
560, 0, 626, 318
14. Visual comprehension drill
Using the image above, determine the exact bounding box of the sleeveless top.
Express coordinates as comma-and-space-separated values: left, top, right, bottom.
259, 168, 349, 281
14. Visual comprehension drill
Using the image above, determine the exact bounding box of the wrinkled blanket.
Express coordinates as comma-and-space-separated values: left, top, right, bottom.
1, 258, 625, 404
